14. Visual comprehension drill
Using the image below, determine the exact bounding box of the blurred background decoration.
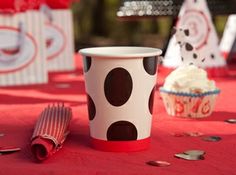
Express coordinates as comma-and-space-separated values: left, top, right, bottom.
72, 0, 235, 51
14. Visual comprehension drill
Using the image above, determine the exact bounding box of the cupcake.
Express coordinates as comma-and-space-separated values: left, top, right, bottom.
160, 65, 220, 118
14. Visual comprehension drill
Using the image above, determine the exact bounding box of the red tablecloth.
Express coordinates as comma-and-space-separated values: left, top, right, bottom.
0, 55, 236, 175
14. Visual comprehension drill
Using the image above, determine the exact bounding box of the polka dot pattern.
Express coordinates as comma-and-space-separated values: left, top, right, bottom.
107, 121, 138, 141
184, 29, 189, 36
86, 94, 96, 121
104, 68, 133, 106
175, 27, 204, 66
210, 54, 215, 59
143, 56, 158, 75
149, 86, 156, 114
83, 56, 92, 73
185, 43, 193, 51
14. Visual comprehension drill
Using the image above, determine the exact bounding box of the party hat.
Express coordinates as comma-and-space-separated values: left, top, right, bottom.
163, 0, 227, 76
171, 27, 207, 67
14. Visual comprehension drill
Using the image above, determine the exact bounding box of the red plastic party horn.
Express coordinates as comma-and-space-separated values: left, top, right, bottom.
31, 103, 72, 161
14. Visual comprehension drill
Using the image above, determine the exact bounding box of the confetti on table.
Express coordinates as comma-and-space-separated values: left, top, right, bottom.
175, 149, 205, 161
202, 136, 222, 142
0, 147, 21, 155
172, 132, 204, 137
146, 160, 171, 167
225, 119, 236, 124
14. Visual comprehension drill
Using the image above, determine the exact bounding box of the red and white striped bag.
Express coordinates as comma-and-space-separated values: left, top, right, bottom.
0, 0, 48, 86
41, 0, 75, 72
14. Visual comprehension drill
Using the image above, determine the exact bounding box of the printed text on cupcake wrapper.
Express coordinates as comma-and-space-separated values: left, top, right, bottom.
161, 93, 217, 118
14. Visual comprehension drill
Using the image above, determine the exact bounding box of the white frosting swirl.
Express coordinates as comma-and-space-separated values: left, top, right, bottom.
163, 65, 217, 93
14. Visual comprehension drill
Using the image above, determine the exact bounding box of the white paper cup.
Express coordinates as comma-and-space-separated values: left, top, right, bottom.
79, 47, 162, 152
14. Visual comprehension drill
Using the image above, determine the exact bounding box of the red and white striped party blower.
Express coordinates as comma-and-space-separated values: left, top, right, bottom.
31, 104, 72, 161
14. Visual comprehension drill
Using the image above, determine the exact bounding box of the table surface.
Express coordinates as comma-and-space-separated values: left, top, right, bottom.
0, 55, 236, 175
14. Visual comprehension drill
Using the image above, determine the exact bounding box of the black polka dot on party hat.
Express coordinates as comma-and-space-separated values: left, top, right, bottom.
181, 57, 184, 61
210, 54, 215, 59
86, 94, 96, 120
184, 29, 189, 36
107, 121, 138, 141
193, 53, 198, 59
83, 56, 92, 73
185, 43, 193, 51
143, 56, 158, 75
149, 86, 156, 114
104, 67, 132, 106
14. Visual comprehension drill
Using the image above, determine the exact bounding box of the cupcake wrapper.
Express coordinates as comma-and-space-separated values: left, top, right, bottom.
160, 88, 220, 97
160, 89, 220, 118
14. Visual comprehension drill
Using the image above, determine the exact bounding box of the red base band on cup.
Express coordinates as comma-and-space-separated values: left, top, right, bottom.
159, 66, 228, 78
91, 137, 150, 152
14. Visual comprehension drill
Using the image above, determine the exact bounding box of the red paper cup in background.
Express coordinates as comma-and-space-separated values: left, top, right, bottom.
79, 47, 162, 152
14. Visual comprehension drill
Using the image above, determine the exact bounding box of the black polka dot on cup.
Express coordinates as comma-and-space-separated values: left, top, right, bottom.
104, 67, 133, 107
86, 94, 96, 121
143, 56, 158, 75
83, 56, 92, 73
107, 121, 138, 141
149, 86, 156, 114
